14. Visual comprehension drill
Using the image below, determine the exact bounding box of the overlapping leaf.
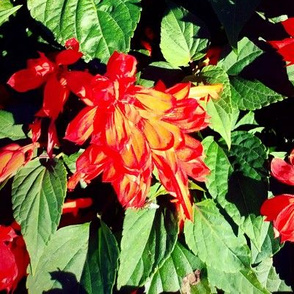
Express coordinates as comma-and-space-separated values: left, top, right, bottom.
81, 221, 119, 294
0, 0, 22, 26
200, 65, 233, 147
12, 159, 67, 273
145, 242, 209, 294
184, 200, 251, 273
27, 0, 141, 63
207, 0, 262, 47
230, 77, 285, 110
26, 223, 90, 293
160, 1, 209, 67
117, 207, 178, 288
219, 37, 264, 75
0, 110, 26, 140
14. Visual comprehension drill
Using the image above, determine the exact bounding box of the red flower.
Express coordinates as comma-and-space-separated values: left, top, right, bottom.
62, 198, 93, 217
0, 143, 35, 183
261, 195, 294, 242
269, 18, 294, 65
7, 38, 83, 156
65, 51, 222, 221
271, 149, 294, 186
0, 225, 29, 293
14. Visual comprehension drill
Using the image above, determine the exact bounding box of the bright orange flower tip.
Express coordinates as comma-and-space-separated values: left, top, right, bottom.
188, 83, 223, 100
261, 195, 294, 242
62, 198, 93, 216
0, 143, 35, 183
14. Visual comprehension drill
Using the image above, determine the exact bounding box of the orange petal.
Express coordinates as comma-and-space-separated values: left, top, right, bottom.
189, 84, 223, 100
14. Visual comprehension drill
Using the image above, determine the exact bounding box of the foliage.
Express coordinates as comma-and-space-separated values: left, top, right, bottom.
0, 0, 294, 293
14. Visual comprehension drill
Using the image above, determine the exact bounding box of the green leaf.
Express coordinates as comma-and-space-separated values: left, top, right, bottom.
207, 0, 261, 47
160, 1, 209, 67
250, 222, 281, 265
219, 37, 263, 75
26, 223, 90, 293
207, 266, 269, 294
254, 258, 292, 292
81, 221, 119, 294
117, 207, 178, 288
233, 111, 258, 130
184, 200, 251, 273
202, 136, 232, 199
230, 77, 286, 111
27, 0, 141, 63
12, 159, 67, 274
0, 110, 26, 140
62, 151, 83, 174
228, 131, 268, 181
145, 242, 208, 294
200, 65, 233, 147
0, 0, 22, 26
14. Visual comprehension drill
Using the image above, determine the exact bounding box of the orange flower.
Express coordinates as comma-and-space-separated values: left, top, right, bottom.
65, 51, 222, 221
0, 144, 35, 183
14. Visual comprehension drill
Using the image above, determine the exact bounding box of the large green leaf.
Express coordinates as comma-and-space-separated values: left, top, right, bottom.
145, 242, 210, 294
27, 0, 141, 63
200, 65, 233, 147
230, 77, 285, 110
0, 110, 26, 140
219, 37, 263, 76
254, 258, 292, 292
117, 207, 178, 288
184, 200, 251, 273
160, 1, 209, 67
207, 266, 269, 294
26, 223, 90, 294
207, 0, 261, 47
81, 221, 119, 294
202, 136, 232, 199
0, 0, 22, 26
12, 158, 67, 274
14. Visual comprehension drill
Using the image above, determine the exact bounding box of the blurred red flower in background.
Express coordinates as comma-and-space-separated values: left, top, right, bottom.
65, 51, 222, 222
0, 224, 29, 293
261, 150, 294, 242
269, 18, 294, 65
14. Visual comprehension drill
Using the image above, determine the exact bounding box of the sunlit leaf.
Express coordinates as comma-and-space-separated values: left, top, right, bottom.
0, 110, 26, 140
160, 1, 209, 67
27, 0, 141, 63
117, 207, 178, 288
0, 0, 22, 26
184, 200, 251, 273
26, 223, 90, 293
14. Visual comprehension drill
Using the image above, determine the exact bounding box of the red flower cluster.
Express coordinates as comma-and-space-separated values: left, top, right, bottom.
7, 38, 83, 156
6, 39, 223, 222
269, 17, 294, 65
261, 150, 294, 242
64, 51, 222, 221
0, 224, 29, 293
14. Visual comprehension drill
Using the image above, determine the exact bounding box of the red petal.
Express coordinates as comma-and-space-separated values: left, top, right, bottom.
65, 38, 80, 50
66, 71, 95, 106
0, 226, 17, 243
47, 120, 59, 157
106, 51, 137, 80
7, 69, 44, 92
65, 106, 97, 144
0, 243, 18, 292
260, 194, 294, 221
282, 18, 294, 36
275, 204, 294, 242
271, 158, 294, 185
40, 76, 69, 119
166, 83, 190, 100
56, 49, 83, 66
